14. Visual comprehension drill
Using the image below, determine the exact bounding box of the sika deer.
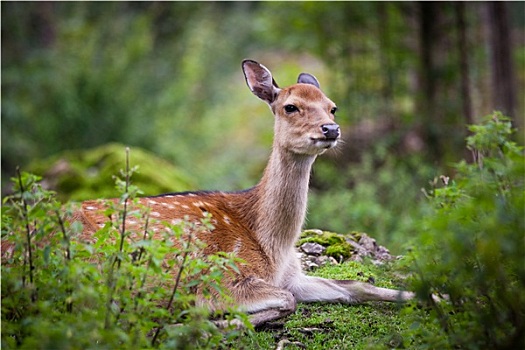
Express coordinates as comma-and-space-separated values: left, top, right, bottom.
73, 60, 415, 327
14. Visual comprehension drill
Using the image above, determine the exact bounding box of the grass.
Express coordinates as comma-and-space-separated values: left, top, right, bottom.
232, 260, 416, 350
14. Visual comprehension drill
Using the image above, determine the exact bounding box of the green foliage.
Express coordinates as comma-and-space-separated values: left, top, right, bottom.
5, 2, 524, 196
258, 2, 418, 124
308, 151, 435, 254
27, 143, 194, 201
404, 112, 525, 349
1, 155, 249, 349
2, 4, 159, 160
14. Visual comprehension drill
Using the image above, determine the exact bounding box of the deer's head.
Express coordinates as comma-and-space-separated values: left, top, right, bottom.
242, 60, 340, 156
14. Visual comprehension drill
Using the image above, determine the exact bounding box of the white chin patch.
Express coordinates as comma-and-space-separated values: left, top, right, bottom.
314, 139, 337, 150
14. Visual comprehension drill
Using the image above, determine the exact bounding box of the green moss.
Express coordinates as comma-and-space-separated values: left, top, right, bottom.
325, 244, 352, 259
28, 143, 194, 202
234, 260, 416, 350
349, 231, 362, 242
300, 230, 354, 259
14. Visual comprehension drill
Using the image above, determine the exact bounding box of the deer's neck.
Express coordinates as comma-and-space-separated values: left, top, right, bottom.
253, 147, 316, 263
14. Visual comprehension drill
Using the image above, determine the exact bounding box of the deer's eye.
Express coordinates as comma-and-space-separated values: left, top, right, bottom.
284, 104, 299, 113
330, 107, 338, 115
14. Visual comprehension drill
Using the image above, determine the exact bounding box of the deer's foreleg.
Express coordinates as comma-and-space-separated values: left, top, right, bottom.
288, 275, 415, 304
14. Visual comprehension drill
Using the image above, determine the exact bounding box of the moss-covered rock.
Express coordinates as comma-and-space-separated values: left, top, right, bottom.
299, 229, 396, 266
299, 229, 354, 259
325, 244, 351, 259
28, 143, 194, 202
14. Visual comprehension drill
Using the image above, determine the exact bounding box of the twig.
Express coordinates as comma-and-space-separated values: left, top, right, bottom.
55, 209, 73, 313
151, 228, 194, 346
133, 209, 150, 265
105, 147, 132, 329
16, 167, 36, 303
116, 147, 131, 270
54, 209, 71, 262
116, 209, 151, 328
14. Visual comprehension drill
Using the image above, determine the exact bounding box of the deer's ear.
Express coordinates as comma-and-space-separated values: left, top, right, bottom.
242, 59, 281, 104
297, 73, 320, 89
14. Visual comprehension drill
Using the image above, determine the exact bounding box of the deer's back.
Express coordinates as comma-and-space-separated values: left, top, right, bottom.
75, 189, 275, 280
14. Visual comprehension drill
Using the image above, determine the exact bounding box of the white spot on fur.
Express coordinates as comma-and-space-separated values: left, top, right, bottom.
150, 211, 161, 217
233, 239, 242, 254
148, 200, 158, 205
223, 215, 231, 225
86, 206, 97, 210
181, 205, 189, 209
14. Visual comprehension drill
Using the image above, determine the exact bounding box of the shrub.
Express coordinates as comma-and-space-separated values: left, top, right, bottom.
27, 143, 194, 202
404, 112, 525, 349
308, 151, 435, 254
1, 150, 249, 349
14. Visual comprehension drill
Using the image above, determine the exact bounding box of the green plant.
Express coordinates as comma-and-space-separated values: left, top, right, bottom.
1, 150, 249, 349
404, 112, 525, 349
308, 151, 435, 254
27, 143, 194, 202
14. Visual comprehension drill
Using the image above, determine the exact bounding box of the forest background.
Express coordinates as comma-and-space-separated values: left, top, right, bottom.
2, 1, 524, 254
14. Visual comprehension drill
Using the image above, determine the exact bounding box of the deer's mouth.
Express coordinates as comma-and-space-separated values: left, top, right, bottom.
310, 137, 338, 149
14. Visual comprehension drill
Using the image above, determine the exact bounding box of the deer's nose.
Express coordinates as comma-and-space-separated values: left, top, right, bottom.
321, 124, 340, 140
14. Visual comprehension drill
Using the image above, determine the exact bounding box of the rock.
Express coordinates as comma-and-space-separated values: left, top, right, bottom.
317, 255, 339, 266
302, 229, 324, 236
358, 234, 378, 252
305, 261, 319, 270
300, 253, 339, 271
298, 230, 396, 269
300, 242, 326, 256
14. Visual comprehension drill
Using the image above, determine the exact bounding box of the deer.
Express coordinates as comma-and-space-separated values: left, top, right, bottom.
72, 59, 416, 327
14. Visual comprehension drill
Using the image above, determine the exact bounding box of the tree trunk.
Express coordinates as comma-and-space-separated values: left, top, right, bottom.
34, 2, 56, 48
377, 3, 393, 120
455, 2, 473, 126
487, 2, 516, 119
455, 2, 475, 163
418, 2, 441, 160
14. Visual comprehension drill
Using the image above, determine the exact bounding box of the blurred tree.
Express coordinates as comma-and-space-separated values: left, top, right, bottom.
2, 2, 161, 184
418, 1, 442, 160
1, 2, 264, 193
487, 2, 517, 119
455, 2, 475, 163
1, 2, 523, 247
256, 1, 523, 166
455, 1, 473, 128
